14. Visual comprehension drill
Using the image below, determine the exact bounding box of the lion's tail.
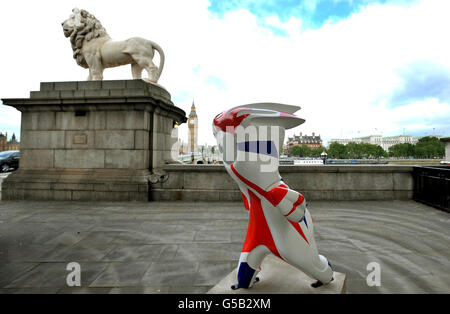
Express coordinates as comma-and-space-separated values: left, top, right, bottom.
150, 40, 165, 81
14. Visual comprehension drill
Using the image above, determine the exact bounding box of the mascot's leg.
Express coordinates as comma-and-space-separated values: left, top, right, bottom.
304, 208, 334, 287
232, 245, 270, 290
131, 63, 143, 79
282, 208, 334, 287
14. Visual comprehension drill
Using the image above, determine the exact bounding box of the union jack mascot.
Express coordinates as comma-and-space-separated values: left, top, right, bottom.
212, 103, 333, 290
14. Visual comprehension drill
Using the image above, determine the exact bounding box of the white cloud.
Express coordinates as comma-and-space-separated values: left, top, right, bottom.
390, 99, 450, 122
0, 0, 449, 147
0, 103, 21, 129
264, 15, 303, 36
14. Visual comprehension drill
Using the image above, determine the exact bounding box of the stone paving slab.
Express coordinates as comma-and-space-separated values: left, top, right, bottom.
0, 200, 449, 294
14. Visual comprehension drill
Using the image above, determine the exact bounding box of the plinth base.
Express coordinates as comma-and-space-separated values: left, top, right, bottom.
1, 80, 187, 201
207, 255, 346, 294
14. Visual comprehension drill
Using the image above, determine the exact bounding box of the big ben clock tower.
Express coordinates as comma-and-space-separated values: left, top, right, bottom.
188, 101, 198, 154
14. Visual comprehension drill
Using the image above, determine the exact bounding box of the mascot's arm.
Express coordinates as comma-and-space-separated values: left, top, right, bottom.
269, 186, 306, 222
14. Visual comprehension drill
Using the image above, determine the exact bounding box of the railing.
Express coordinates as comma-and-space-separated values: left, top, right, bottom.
413, 166, 450, 212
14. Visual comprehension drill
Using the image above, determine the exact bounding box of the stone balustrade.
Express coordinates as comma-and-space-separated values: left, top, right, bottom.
150, 164, 413, 201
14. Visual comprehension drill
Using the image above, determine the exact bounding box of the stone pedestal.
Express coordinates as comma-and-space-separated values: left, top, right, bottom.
207, 255, 347, 294
1, 80, 186, 201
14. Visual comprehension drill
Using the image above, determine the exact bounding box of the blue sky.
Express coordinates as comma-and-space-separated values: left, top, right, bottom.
209, 0, 381, 25
0, 0, 449, 145
208, 0, 399, 34
390, 60, 450, 108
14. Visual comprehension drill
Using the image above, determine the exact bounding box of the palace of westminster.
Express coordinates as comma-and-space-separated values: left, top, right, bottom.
0, 132, 19, 152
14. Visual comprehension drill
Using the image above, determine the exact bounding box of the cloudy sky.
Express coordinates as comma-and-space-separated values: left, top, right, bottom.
0, 0, 449, 146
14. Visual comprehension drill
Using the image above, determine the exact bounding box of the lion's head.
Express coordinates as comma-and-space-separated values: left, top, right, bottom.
62, 8, 109, 68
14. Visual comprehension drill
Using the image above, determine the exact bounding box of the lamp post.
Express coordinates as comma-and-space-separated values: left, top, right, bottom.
321, 151, 328, 165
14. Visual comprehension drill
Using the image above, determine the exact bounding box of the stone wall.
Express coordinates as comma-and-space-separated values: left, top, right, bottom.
150, 164, 414, 201
19, 109, 151, 170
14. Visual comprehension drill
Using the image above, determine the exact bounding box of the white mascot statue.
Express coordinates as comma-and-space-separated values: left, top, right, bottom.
212, 103, 334, 289
62, 8, 164, 83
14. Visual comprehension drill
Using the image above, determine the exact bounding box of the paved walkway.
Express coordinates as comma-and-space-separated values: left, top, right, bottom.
0, 200, 448, 294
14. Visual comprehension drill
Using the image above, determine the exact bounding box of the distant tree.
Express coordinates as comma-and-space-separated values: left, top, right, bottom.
290, 145, 301, 156
327, 142, 347, 159
389, 143, 415, 158
346, 142, 361, 158
414, 136, 445, 158
374, 145, 389, 158
311, 146, 326, 157
300, 145, 312, 157
366, 143, 386, 158
290, 145, 312, 157
344, 142, 385, 159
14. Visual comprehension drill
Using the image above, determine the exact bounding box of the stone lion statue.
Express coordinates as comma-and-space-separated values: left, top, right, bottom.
62, 8, 165, 83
